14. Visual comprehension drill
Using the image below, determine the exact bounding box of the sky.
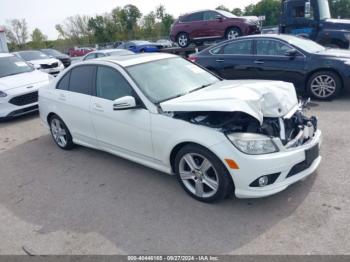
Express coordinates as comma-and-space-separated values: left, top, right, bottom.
0, 0, 260, 40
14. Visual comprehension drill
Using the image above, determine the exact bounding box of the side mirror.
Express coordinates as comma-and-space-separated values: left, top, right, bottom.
305, 1, 311, 18
215, 15, 223, 21
113, 96, 138, 110
285, 49, 299, 57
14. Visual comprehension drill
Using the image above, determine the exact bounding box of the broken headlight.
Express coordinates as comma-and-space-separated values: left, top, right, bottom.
227, 133, 279, 155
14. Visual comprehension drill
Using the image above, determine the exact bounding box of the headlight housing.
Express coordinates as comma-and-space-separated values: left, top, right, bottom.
227, 133, 279, 155
0, 91, 7, 98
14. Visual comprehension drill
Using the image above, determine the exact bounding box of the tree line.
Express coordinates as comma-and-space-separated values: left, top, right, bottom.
3, 0, 350, 52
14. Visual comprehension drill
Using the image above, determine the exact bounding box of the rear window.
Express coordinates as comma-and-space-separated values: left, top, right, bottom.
223, 40, 253, 55
57, 72, 70, 90
181, 12, 203, 22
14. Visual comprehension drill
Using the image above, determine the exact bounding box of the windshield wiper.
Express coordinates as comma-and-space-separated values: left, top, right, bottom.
188, 83, 213, 94
157, 83, 213, 104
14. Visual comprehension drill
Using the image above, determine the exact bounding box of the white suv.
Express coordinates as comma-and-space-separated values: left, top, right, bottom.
39, 53, 322, 202
0, 53, 51, 119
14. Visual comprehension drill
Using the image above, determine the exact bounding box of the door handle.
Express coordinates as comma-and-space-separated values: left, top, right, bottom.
254, 60, 264, 65
93, 103, 104, 112
216, 59, 225, 63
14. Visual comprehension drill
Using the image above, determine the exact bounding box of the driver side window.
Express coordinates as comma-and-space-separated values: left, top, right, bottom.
96, 66, 133, 101
256, 40, 294, 56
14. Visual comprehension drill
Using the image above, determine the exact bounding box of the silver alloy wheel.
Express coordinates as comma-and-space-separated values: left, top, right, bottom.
310, 75, 336, 98
179, 153, 219, 198
50, 118, 67, 147
227, 29, 239, 40
178, 34, 188, 47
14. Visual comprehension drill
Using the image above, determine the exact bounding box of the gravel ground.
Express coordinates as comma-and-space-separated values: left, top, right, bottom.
0, 91, 349, 255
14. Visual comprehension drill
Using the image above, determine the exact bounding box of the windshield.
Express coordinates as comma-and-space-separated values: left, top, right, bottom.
0, 56, 33, 78
288, 37, 326, 53
126, 57, 220, 103
18, 51, 49, 61
318, 0, 331, 20
41, 49, 63, 56
216, 10, 237, 18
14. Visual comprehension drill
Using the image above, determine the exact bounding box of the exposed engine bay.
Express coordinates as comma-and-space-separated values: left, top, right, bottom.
172, 103, 318, 148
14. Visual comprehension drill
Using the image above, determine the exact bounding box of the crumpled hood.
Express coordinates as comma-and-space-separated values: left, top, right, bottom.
28, 58, 59, 66
0, 70, 50, 92
160, 80, 298, 124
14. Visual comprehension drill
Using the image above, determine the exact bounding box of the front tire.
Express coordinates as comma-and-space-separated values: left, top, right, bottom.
307, 71, 342, 100
174, 144, 233, 203
177, 33, 190, 48
49, 115, 74, 150
225, 27, 242, 40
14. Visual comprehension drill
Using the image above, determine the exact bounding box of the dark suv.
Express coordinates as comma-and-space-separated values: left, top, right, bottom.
170, 9, 261, 48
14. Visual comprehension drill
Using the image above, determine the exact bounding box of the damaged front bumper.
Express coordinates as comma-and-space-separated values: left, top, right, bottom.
210, 130, 322, 199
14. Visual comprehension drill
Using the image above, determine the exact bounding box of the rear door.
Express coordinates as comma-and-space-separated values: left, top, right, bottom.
54, 65, 97, 147
202, 11, 223, 38
181, 12, 204, 39
209, 39, 256, 79
253, 39, 306, 88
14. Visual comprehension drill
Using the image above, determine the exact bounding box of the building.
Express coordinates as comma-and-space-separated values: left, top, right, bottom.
0, 27, 9, 53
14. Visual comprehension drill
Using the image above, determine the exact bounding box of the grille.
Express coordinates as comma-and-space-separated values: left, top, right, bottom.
7, 105, 38, 117
9, 91, 38, 106
40, 62, 58, 69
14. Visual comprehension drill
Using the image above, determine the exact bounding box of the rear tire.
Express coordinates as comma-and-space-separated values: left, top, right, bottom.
49, 115, 74, 150
177, 33, 190, 48
306, 71, 342, 100
174, 144, 233, 203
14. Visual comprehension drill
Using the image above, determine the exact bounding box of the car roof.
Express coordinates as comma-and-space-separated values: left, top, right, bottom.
88, 53, 177, 67
91, 49, 129, 54
0, 53, 14, 58
14, 50, 44, 54
238, 34, 302, 41
180, 9, 213, 16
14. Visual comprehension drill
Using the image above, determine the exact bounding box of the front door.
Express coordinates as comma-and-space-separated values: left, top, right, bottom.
253, 39, 307, 89
90, 65, 154, 160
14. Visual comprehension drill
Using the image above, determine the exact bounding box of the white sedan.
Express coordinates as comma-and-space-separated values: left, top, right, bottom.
39, 53, 322, 202
0, 53, 51, 119
13, 50, 64, 76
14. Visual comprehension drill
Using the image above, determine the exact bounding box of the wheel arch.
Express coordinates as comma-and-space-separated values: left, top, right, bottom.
305, 68, 344, 91
169, 141, 235, 186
